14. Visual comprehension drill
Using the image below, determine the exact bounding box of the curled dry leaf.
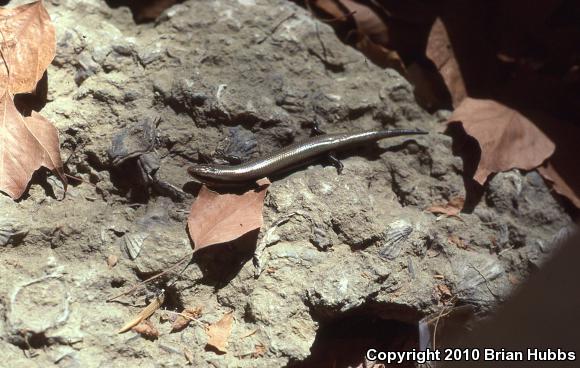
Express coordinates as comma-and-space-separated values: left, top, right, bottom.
187, 179, 270, 251
0, 1, 56, 94
0, 91, 67, 199
426, 196, 464, 218
426, 18, 466, 107
449, 98, 555, 185
118, 292, 164, 333
171, 306, 202, 332
131, 319, 159, 339
206, 311, 234, 354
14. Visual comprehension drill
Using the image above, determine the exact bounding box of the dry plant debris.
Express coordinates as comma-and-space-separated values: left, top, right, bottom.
0, 1, 66, 199
306, 0, 580, 207
117, 292, 165, 333
449, 98, 555, 185
0, 92, 66, 198
187, 179, 270, 251
426, 18, 466, 107
309, 0, 404, 71
206, 311, 234, 354
0, 1, 55, 94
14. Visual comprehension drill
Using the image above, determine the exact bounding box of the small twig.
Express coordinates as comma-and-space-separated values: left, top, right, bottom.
257, 12, 296, 44
240, 328, 258, 338
63, 140, 88, 166
64, 173, 97, 188
423, 308, 454, 327
469, 264, 500, 299
429, 296, 458, 350
313, 22, 333, 67
107, 253, 191, 302
117, 291, 165, 333
23, 334, 38, 358
431, 306, 449, 350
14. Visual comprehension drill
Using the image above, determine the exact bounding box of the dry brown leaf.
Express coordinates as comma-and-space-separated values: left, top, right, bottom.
171, 316, 190, 332
0, 1, 56, 94
406, 61, 454, 110
131, 319, 159, 339
426, 18, 466, 107
206, 311, 234, 354
0, 91, 66, 199
171, 306, 202, 332
118, 292, 164, 333
308, 0, 401, 69
426, 196, 464, 218
450, 98, 555, 184
539, 162, 580, 208
187, 180, 270, 251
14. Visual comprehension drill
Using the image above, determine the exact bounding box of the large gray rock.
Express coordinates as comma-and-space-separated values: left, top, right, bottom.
0, 0, 571, 367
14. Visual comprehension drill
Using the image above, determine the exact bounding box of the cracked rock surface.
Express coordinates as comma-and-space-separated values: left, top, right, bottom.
0, 0, 573, 367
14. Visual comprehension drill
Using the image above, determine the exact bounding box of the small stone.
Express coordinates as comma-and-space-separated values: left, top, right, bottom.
107, 255, 118, 268
0, 217, 28, 247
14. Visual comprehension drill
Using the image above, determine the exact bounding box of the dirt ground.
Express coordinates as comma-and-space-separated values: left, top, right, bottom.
0, 0, 574, 367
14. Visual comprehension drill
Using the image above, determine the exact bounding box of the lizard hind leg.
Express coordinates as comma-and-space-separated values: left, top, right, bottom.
310, 118, 343, 174
327, 151, 343, 174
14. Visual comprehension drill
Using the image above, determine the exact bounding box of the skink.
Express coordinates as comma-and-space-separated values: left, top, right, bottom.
188, 128, 427, 186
